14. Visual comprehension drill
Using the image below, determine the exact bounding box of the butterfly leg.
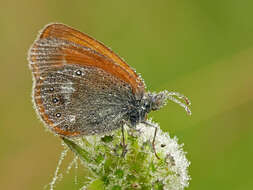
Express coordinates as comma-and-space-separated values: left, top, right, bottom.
121, 126, 128, 157
152, 126, 160, 159
143, 121, 160, 159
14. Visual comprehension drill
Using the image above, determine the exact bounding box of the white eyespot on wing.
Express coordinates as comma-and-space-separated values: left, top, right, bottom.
69, 115, 76, 123
61, 83, 75, 93
60, 81, 75, 102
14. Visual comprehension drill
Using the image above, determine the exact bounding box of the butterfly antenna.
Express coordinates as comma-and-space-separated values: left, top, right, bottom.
165, 91, 192, 115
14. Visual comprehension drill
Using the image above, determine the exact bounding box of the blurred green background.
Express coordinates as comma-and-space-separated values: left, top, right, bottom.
1, 0, 253, 189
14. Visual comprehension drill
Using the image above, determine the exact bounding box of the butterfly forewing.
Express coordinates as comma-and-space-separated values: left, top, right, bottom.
28, 29, 139, 136
37, 23, 145, 96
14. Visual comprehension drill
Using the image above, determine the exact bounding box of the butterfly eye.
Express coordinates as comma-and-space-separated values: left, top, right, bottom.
144, 101, 151, 110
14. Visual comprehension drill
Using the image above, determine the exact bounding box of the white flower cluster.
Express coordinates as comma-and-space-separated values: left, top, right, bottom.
136, 122, 190, 190
77, 121, 190, 189
50, 121, 190, 190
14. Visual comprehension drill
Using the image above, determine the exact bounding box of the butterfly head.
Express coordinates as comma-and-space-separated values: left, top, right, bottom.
146, 91, 168, 111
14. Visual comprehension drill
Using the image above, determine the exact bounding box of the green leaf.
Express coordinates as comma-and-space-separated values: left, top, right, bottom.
61, 137, 92, 163
87, 179, 104, 190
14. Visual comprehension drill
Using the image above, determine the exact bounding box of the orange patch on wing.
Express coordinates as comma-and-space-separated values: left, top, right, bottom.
39, 23, 145, 97
53, 126, 80, 137
61, 44, 142, 95
29, 42, 80, 137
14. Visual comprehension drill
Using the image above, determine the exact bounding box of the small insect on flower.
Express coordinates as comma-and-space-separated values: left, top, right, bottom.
28, 23, 191, 157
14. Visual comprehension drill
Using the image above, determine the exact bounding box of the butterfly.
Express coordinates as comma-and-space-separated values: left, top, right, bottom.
28, 23, 191, 158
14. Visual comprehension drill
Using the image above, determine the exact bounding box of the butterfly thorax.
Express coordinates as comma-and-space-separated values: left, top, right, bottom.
127, 91, 168, 127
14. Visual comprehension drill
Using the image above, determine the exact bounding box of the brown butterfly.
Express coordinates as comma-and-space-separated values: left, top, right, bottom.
28, 23, 191, 158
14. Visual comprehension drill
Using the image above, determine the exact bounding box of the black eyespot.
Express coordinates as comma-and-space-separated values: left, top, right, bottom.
161, 144, 166, 148
53, 97, 59, 103
49, 87, 54, 92
75, 70, 82, 76
56, 113, 61, 118
64, 125, 69, 129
